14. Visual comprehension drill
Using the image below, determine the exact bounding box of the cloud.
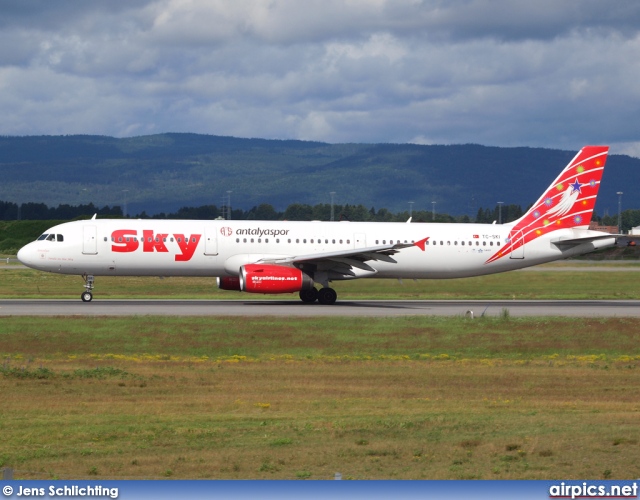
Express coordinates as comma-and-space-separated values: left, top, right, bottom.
0, 0, 639, 154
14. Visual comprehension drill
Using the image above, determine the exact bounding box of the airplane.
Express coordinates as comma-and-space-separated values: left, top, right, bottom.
17, 145, 617, 305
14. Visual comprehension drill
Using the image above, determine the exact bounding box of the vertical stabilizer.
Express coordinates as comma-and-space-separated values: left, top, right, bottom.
486, 146, 609, 264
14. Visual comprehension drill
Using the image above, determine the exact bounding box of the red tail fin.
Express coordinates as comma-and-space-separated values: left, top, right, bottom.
486, 146, 609, 264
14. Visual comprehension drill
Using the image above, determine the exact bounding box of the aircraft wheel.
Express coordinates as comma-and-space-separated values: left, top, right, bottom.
317, 287, 337, 305
81, 291, 93, 302
299, 288, 319, 303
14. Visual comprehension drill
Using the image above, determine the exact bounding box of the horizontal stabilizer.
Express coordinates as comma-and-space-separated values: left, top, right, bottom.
551, 233, 618, 249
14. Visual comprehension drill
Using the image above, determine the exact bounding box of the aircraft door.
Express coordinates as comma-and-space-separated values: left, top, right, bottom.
510, 230, 524, 259
205, 227, 219, 256
82, 225, 98, 255
355, 233, 366, 249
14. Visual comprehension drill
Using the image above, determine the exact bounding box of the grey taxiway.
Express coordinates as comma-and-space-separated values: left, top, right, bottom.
1, 299, 640, 317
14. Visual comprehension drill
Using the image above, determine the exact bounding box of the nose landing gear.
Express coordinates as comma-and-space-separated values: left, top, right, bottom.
81, 274, 94, 302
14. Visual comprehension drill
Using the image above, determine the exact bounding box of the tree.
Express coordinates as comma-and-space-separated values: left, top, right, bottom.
247, 204, 280, 220
283, 203, 313, 221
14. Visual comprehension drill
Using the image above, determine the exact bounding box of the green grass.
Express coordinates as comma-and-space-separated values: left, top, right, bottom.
1, 315, 639, 480
1, 315, 638, 360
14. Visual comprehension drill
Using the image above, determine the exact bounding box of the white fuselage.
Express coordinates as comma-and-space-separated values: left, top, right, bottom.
17, 219, 614, 280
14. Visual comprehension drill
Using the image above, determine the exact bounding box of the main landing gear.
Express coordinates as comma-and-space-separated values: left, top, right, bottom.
81, 274, 94, 302
299, 287, 337, 305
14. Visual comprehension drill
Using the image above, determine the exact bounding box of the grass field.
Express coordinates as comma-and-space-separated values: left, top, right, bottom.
1, 315, 639, 480
2, 261, 640, 300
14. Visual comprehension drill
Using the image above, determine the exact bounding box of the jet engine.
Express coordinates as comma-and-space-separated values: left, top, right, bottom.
239, 264, 314, 294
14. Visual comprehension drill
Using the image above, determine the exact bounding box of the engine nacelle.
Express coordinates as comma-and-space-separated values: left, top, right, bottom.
239, 264, 314, 294
217, 276, 241, 291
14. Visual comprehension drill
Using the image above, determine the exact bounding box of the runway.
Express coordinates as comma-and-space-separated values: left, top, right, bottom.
1, 299, 640, 317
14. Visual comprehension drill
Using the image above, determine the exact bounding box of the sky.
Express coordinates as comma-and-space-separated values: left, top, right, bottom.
2, 0, 640, 156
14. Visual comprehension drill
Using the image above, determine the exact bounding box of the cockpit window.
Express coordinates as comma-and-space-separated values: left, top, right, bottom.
36, 233, 63, 242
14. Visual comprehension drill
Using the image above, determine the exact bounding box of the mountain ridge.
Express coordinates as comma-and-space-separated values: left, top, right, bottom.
0, 133, 636, 217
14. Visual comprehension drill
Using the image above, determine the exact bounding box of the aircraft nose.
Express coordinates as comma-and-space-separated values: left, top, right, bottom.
17, 243, 38, 268
17, 245, 27, 264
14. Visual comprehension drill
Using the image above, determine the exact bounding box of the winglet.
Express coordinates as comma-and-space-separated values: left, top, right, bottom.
414, 237, 429, 251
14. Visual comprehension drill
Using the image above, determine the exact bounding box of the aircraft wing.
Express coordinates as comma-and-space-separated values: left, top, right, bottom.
256, 238, 428, 278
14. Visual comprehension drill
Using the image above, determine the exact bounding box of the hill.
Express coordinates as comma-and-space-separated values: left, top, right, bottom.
0, 134, 637, 216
